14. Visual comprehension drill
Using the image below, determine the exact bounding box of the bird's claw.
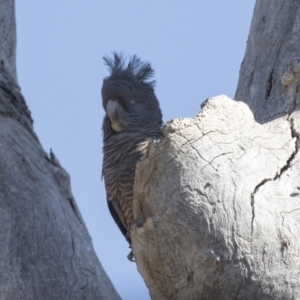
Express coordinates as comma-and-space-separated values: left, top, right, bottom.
127, 250, 135, 262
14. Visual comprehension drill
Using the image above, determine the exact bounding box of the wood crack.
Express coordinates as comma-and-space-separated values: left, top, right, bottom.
274, 117, 298, 180
266, 68, 274, 99
250, 116, 298, 236
250, 178, 273, 236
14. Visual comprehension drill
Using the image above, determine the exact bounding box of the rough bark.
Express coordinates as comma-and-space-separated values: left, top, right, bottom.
131, 1, 300, 299
0, 1, 120, 299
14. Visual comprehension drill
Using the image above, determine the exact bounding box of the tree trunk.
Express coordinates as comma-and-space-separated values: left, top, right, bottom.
0, 1, 120, 299
131, 1, 300, 299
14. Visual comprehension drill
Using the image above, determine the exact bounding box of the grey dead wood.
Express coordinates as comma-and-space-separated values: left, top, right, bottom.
131, 0, 300, 299
0, 1, 120, 299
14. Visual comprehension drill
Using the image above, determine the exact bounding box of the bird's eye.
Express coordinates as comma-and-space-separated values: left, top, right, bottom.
130, 99, 135, 104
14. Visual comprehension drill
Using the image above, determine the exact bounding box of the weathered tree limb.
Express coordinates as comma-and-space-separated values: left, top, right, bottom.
0, 0, 17, 83
0, 1, 120, 299
235, 0, 300, 124
132, 1, 300, 299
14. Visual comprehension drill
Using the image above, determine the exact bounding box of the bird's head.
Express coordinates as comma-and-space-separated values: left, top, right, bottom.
101, 53, 163, 135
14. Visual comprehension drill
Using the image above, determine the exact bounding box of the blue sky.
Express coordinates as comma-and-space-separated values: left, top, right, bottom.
15, 1, 255, 299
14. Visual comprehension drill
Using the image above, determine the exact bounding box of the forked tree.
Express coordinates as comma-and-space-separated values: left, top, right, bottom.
0, 0, 299, 299
131, 1, 300, 299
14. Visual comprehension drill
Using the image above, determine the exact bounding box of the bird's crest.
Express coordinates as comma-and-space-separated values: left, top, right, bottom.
103, 52, 155, 88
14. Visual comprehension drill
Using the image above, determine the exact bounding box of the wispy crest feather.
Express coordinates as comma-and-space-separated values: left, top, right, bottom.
103, 52, 155, 87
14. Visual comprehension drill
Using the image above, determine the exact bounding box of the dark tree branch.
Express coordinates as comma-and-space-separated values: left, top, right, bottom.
0, 1, 120, 299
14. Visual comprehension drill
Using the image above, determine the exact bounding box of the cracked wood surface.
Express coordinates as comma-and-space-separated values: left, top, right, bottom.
0, 0, 120, 299
131, 1, 300, 298
132, 95, 298, 299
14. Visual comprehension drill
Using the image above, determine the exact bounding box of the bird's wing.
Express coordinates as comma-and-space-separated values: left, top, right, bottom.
106, 195, 129, 240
